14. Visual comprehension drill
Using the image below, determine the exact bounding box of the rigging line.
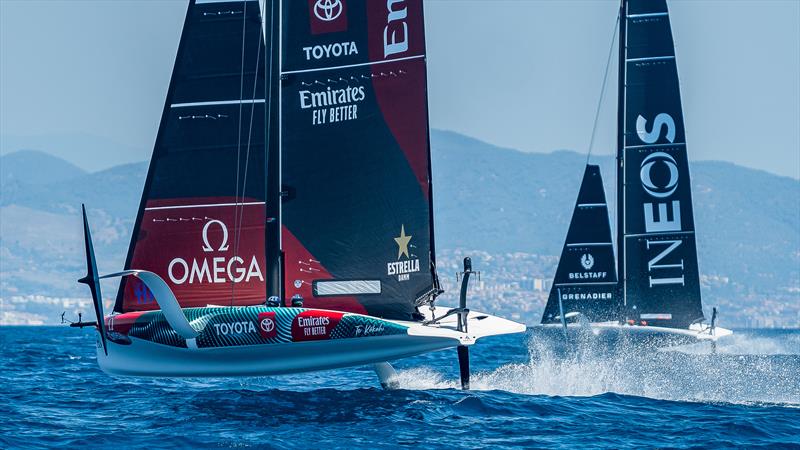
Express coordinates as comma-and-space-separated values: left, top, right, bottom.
585, 12, 620, 167
231, 0, 249, 305
611, 7, 628, 286
232, 17, 264, 290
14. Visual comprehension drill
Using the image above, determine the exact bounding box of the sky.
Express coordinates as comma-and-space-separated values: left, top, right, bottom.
1, 0, 799, 178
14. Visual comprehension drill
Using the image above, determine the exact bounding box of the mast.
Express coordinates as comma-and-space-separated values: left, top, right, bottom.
615, 0, 627, 317
264, 0, 282, 300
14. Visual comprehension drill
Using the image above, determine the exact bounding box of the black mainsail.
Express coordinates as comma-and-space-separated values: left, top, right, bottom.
542, 0, 705, 329
541, 165, 618, 324
619, 0, 703, 328
115, 0, 437, 320
279, 0, 438, 320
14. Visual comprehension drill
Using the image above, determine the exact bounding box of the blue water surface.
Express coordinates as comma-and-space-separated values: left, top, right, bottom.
1, 327, 798, 449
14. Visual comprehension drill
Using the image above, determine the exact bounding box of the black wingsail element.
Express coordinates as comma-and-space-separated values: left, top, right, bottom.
541, 165, 619, 324
115, 0, 273, 312
278, 0, 438, 320
618, 0, 704, 328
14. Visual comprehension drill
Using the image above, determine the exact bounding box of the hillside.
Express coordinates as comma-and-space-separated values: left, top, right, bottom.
1, 131, 798, 325
0, 150, 86, 186
430, 130, 800, 295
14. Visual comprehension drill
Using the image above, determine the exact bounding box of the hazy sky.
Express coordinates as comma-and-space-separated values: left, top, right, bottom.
1, 0, 798, 178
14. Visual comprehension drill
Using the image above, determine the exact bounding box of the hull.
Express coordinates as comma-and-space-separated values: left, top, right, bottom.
533, 322, 733, 351
97, 333, 461, 377
96, 305, 524, 377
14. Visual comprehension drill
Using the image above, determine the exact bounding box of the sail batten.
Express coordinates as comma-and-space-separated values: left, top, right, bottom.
626, 56, 674, 62
280, 54, 426, 75
172, 99, 267, 108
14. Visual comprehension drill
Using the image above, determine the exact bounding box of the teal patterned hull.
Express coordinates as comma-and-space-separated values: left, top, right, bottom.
97, 307, 467, 377
108, 306, 409, 349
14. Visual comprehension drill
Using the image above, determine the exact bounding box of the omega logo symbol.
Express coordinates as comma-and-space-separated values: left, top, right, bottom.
640, 152, 679, 199
201, 219, 230, 253
314, 0, 343, 22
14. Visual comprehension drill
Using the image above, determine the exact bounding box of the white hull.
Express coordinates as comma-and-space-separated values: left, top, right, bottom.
96, 306, 525, 377
98, 333, 459, 377
534, 322, 733, 349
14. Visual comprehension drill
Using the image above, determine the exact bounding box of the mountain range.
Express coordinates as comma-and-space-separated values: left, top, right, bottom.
1, 130, 798, 324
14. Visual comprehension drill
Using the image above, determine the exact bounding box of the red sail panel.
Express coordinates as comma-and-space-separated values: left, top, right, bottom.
122, 199, 267, 311
366, 1, 430, 195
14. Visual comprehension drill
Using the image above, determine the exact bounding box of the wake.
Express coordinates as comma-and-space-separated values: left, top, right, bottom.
394, 331, 800, 405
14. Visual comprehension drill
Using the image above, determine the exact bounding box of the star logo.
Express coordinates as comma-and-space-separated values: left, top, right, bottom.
394, 225, 412, 260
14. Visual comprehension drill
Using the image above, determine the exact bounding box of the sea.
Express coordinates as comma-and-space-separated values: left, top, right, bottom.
1, 327, 798, 449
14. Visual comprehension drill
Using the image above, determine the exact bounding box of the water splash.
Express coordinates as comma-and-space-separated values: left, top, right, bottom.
392, 367, 457, 390
394, 330, 800, 405
674, 330, 800, 356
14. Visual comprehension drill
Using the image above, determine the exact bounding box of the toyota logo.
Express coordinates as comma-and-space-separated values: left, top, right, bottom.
260, 317, 275, 333
314, 0, 343, 22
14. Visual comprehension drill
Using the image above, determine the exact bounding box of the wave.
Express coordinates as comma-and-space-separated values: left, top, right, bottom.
672, 330, 800, 356
393, 331, 800, 406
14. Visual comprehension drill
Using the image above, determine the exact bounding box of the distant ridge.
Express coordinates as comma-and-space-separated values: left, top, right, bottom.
1, 150, 86, 185
0, 133, 143, 172
0, 130, 797, 325
430, 130, 800, 288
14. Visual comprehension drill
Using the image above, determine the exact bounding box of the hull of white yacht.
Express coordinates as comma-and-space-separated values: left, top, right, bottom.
533, 322, 733, 351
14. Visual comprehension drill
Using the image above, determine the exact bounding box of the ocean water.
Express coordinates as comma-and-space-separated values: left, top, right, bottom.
1, 327, 798, 449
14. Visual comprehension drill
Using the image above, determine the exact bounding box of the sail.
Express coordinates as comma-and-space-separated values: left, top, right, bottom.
619, 0, 704, 328
279, 0, 437, 320
541, 165, 619, 324
116, 0, 273, 312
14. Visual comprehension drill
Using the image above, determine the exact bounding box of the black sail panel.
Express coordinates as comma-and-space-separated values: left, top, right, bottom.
115, 0, 271, 312
542, 165, 619, 324
621, 0, 704, 328
280, 0, 436, 320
